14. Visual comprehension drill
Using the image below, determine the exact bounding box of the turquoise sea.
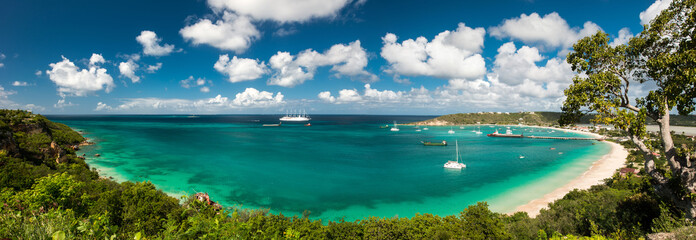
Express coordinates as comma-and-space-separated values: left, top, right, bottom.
49, 115, 610, 221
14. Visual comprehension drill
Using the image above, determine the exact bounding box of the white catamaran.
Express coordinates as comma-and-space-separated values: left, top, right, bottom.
444, 140, 466, 169
390, 121, 400, 131
279, 110, 311, 122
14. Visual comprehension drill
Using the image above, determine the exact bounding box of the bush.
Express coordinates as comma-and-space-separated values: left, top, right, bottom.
14, 172, 86, 212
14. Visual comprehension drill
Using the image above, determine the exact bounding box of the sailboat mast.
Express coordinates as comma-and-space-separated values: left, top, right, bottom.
455, 140, 459, 163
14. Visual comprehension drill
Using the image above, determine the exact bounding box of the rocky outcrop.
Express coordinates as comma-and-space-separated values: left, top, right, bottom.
194, 192, 223, 210
0, 127, 19, 157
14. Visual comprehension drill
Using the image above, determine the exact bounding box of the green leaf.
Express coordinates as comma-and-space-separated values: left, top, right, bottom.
52, 231, 66, 240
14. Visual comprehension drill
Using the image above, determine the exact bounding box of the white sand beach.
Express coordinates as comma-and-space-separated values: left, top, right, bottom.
513, 128, 628, 217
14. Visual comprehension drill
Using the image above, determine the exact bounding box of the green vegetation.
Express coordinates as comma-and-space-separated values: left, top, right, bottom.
412, 112, 562, 126
412, 111, 696, 127
0, 109, 694, 239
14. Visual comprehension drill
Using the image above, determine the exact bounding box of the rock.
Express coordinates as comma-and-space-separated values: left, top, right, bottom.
646, 232, 675, 240
194, 192, 223, 210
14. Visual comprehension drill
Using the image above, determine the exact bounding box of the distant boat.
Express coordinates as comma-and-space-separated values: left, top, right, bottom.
461, 125, 465, 129
305, 123, 311, 126
422, 140, 447, 146
379, 125, 389, 129
416, 129, 422, 132
519, 155, 525, 159
390, 121, 400, 131
263, 123, 281, 127
280, 110, 310, 122
423, 127, 429, 130
448, 127, 455, 134
487, 127, 523, 138
475, 126, 482, 135
444, 140, 466, 169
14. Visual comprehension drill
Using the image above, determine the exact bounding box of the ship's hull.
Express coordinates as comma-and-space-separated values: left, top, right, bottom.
279, 117, 310, 121
443, 161, 466, 169
422, 141, 447, 146
486, 134, 524, 138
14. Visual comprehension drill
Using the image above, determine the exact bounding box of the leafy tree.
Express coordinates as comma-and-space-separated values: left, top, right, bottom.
561, 0, 696, 218
459, 202, 510, 240
119, 181, 180, 236
15, 172, 86, 212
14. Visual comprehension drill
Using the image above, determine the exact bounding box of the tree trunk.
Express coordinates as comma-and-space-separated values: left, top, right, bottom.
632, 135, 665, 184
658, 106, 680, 174
655, 105, 696, 219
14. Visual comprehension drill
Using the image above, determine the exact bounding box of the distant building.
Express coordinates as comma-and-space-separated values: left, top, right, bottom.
619, 168, 639, 177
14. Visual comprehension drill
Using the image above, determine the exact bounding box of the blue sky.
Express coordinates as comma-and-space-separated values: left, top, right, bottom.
0, 0, 671, 114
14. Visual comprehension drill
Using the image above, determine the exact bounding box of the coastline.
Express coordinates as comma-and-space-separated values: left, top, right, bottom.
512, 127, 627, 217
404, 123, 628, 217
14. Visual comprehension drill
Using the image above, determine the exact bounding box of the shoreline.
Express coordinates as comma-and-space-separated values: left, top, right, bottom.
511, 127, 627, 217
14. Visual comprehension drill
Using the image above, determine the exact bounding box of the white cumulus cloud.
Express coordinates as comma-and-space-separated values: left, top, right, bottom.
180, 76, 213, 92
46, 54, 115, 97
490, 42, 574, 87
268, 40, 376, 87
640, 0, 672, 25
610, 28, 633, 47
231, 88, 284, 106
0, 85, 45, 112
180, 12, 260, 53
95, 102, 112, 111
207, 0, 353, 22
12, 81, 28, 87
89, 53, 105, 66
146, 63, 162, 73
214, 54, 268, 83
317, 91, 335, 103
489, 12, 601, 50
136, 30, 176, 56
95, 88, 284, 113
380, 23, 487, 80
319, 84, 409, 104
119, 59, 140, 83
336, 89, 362, 103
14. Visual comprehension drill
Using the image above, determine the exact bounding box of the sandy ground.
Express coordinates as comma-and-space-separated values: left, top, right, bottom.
512, 128, 627, 217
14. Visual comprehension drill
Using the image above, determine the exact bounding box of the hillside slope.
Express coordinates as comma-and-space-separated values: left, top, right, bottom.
412, 111, 696, 126
411, 112, 561, 126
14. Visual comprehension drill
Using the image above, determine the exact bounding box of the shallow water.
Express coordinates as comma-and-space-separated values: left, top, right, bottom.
50, 115, 610, 221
